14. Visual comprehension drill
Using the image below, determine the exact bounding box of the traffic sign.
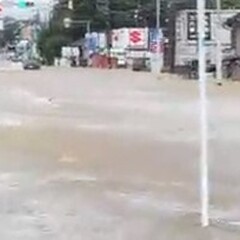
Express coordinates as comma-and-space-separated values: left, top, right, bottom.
18, 0, 34, 8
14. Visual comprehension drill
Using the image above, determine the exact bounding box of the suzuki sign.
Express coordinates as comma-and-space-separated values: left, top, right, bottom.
129, 28, 148, 48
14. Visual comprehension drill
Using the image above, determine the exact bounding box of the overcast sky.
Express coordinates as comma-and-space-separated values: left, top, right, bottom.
1, 0, 54, 20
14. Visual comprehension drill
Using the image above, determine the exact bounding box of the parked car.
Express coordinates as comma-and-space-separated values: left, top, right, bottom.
23, 59, 41, 70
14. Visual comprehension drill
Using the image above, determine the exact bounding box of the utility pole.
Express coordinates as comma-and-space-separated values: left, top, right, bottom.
156, 0, 160, 29
106, 0, 111, 68
197, 0, 209, 228
86, 20, 90, 34
154, 0, 163, 73
216, 0, 222, 83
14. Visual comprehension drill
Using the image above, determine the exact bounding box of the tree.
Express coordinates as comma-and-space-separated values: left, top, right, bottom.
1, 17, 20, 45
37, 26, 71, 65
222, 0, 240, 9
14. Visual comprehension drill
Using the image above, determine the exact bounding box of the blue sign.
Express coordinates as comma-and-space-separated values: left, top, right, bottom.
85, 32, 99, 54
149, 28, 163, 53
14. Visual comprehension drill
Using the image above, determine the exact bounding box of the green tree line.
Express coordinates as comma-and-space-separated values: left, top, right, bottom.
37, 0, 240, 65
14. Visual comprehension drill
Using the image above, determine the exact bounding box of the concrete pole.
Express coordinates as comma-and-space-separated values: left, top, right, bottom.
197, 0, 209, 228
156, 0, 160, 30
87, 21, 90, 34
216, 0, 222, 83
155, 0, 162, 73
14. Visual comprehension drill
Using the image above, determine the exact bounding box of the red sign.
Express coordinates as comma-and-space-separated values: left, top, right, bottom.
129, 30, 142, 44
129, 28, 148, 48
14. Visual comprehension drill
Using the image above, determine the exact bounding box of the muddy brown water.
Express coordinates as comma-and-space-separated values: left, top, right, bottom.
0, 68, 239, 239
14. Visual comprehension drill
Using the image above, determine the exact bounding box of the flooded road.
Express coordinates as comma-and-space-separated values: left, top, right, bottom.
0, 68, 240, 239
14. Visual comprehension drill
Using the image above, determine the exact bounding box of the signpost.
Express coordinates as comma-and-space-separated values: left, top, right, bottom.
197, 0, 209, 227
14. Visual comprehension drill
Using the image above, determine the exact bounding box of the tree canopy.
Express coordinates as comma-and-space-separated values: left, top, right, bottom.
0, 17, 20, 47
222, 0, 240, 9
37, 0, 240, 64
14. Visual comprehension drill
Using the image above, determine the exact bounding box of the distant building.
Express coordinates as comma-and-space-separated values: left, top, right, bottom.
225, 13, 240, 80
226, 13, 240, 56
174, 9, 240, 69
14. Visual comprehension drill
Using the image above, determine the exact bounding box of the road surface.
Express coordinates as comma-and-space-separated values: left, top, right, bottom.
0, 68, 239, 239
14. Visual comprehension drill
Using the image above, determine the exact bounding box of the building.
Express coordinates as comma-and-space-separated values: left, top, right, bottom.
173, 9, 240, 70
225, 13, 240, 80
226, 13, 240, 55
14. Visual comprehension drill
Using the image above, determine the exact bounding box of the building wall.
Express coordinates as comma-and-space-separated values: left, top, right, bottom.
175, 9, 240, 66
235, 27, 240, 55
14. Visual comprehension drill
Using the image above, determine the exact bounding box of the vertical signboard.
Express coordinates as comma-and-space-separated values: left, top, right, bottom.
98, 32, 107, 50
85, 32, 99, 55
187, 12, 211, 41
111, 28, 129, 49
150, 28, 164, 74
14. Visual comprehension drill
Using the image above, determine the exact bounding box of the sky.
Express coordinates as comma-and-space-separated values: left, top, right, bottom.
0, 0, 54, 20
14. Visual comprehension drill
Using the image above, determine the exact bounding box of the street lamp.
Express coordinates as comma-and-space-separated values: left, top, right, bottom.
63, 18, 91, 33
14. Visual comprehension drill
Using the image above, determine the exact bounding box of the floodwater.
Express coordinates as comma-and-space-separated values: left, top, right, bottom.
0, 68, 239, 239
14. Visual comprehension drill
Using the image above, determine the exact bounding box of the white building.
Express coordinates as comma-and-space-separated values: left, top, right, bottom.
175, 9, 240, 67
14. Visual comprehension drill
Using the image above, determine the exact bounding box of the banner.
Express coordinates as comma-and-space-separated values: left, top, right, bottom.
149, 29, 164, 74
85, 32, 99, 54
128, 28, 148, 49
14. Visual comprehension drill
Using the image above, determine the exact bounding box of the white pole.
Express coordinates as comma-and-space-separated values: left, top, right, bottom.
156, 0, 160, 29
216, 0, 222, 83
197, 0, 209, 227
155, 0, 162, 73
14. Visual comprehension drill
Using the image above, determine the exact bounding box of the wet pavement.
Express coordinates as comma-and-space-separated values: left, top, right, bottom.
0, 68, 240, 239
